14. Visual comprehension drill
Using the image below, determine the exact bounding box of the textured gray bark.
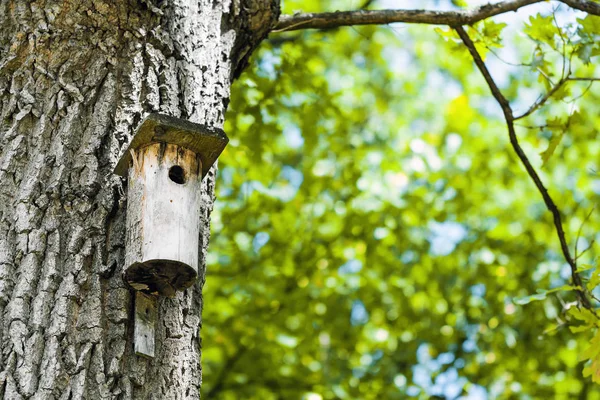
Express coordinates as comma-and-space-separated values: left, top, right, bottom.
0, 0, 277, 398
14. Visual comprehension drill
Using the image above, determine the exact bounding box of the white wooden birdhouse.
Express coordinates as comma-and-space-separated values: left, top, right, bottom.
114, 114, 228, 297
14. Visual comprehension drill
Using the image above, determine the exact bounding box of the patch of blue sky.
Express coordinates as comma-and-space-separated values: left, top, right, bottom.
437, 352, 455, 365
423, 70, 462, 102
282, 92, 312, 107
350, 196, 385, 213
559, 262, 573, 281
377, 1, 461, 12
591, 179, 600, 194
445, 133, 462, 153
351, 367, 366, 379
257, 51, 280, 79
381, 46, 413, 76
373, 227, 389, 240
411, 344, 472, 398
462, 339, 478, 353
372, 349, 384, 361
312, 159, 337, 177
393, 374, 407, 389
239, 167, 303, 202
432, 368, 467, 399
239, 181, 259, 198
428, 221, 468, 256
218, 254, 231, 266
412, 364, 432, 390
352, 53, 366, 68
464, 384, 489, 400
470, 283, 486, 298
281, 165, 304, 188
252, 232, 270, 253
400, 250, 418, 264
325, 69, 356, 94
532, 260, 562, 282
350, 300, 369, 326
417, 343, 433, 364
260, 105, 275, 123
219, 166, 234, 185
338, 259, 363, 275
355, 169, 409, 209
283, 124, 304, 149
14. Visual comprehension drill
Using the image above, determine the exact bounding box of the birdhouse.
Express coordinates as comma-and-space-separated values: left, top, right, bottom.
114, 114, 228, 297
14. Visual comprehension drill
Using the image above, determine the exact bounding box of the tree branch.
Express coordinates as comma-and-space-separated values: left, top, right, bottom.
269, 0, 376, 45
274, 0, 542, 32
454, 25, 595, 311
561, 0, 600, 15
273, 0, 600, 33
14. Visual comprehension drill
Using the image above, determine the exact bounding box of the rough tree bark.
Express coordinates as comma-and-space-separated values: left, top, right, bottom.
0, 1, 278, 398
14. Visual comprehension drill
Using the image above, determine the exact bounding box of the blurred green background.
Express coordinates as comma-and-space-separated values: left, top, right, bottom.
202, 1, 600, 398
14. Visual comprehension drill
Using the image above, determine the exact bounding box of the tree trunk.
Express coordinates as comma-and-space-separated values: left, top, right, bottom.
0, 1, 277, 398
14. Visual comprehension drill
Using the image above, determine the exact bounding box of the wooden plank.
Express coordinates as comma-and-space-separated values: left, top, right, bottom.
114, 113, 228, 178
134, 292, 158, 358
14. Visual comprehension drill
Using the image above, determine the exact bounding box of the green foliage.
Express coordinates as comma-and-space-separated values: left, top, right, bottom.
202, 1, 600, 398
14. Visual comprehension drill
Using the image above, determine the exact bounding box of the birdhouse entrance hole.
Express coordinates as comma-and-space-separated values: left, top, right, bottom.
168, 165, 186, 184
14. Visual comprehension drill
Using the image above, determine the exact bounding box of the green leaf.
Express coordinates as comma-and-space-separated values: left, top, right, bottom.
570, 308, 598, 326
482, 20, 507, 43
578, 264, 596, 273
540, 132, 564, 167
513, 292, 547, 305
580, 330, 600, 373
524, 14, 559, 48
589, 272, 600, 290
571, 325, 593, 333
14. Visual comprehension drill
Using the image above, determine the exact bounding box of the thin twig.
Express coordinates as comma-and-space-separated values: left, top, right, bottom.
550, 6, 569, 79
576, 240, 595, 262
470, 26, 533, 67
515, 76, 570, 120
575, 207, 596, 261
515, 76, 600, 120
536, 67, 555, 86
454, 25, 595, 311
570, 77, 600, 81
515, 123, 564, 130
564, 80, 594, 104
